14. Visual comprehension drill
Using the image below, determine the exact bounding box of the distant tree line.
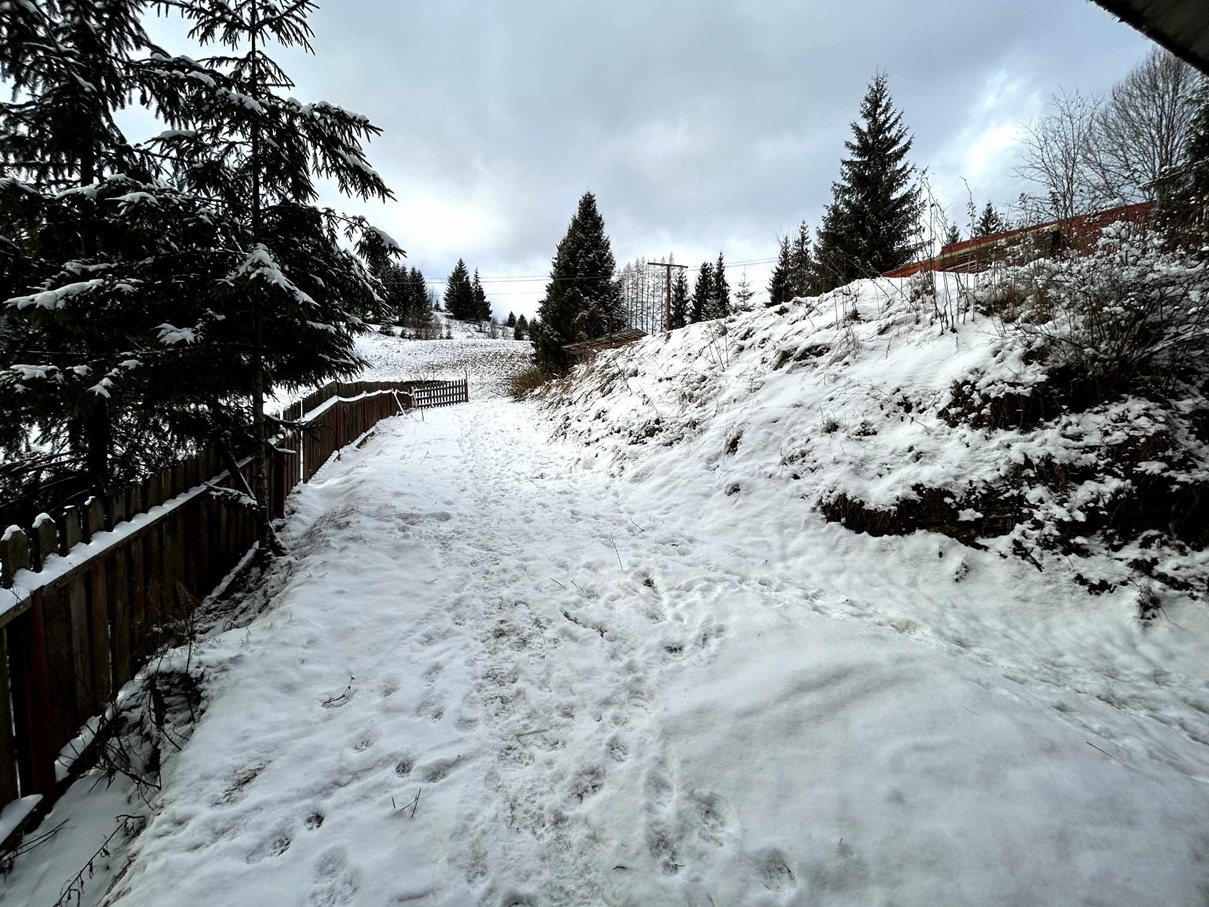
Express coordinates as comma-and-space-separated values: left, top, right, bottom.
371, 263, 440, 337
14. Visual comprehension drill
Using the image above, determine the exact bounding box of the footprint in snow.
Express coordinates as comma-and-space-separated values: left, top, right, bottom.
690, 791, 730, 846
606, 734, 629, 763
246, 832, 292, 864
572, 765, 605, 802
645, 761, 675, 810
754, 849, 798, 893
309, 847, 359, 907
414, 693, 445, 721
421, 754, 462, 783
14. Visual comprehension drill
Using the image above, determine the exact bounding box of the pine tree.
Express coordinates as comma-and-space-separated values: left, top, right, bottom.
506, 312, 516, 328
944, 223, 962, 246
0, 0, 164, 501
766, 235, 793, 307
514, 314, 528, 340
142, 0, 396, 554
445, 259, 473, 319
533, 191, 620, 373
973, 202, 1005, 238
690, 261, 714, 323
472, 268, 490, 321
669, 269, 689, 329
734, 272, 755, 310
814, 72, 922, 291
789, 222, 816, 297
709, 252, 730, 320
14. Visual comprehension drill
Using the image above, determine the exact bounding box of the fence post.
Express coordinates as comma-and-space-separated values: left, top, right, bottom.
1, 527, 29, 588
8, 590, 58, 805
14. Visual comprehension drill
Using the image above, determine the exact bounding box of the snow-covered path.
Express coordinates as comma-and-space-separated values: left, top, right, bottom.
80, 402, 1209, 905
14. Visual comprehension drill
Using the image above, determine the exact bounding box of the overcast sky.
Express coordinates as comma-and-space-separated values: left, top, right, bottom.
148, 0, 1155, 319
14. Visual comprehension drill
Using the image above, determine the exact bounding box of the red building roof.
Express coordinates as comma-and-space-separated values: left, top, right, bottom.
884, 202, 1152, 279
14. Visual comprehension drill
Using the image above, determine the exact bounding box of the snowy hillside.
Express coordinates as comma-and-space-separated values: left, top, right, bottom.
354, 326, 531, 400
540, 270, 1209, 598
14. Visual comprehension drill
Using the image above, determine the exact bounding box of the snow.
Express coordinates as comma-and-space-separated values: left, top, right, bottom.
229, 244, 316, 307
7, 284, 1209, 905
6, 279, 105, 311
5, 393, 1209, 905
350, 321, 531, 401
0, 796, 42, 850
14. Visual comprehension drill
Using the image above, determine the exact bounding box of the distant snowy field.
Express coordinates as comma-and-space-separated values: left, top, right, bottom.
354, 322, 531, 401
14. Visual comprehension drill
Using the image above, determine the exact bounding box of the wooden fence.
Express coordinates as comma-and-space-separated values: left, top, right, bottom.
0, 377, 468, 849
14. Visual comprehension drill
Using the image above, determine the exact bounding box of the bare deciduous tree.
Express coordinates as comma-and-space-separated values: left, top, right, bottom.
1017, 52, 1206, 225
1087, 48, 1205, 204
1016, 88, 1104, 224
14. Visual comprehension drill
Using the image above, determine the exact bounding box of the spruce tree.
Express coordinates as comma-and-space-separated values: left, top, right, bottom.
506, 312, 516, 328
690, 261, 714, 323
814, 72, 921, 291
444, 259, 473, 319
944, 223, 962, 246
669, 269, 689, 329
408, 268, 429, 323
0, 0, 163, 502
533, 191, 620, 373
734, 272, 755, 310
973, 202, 1005, 238
514, 314, 528, 340
709, 252, 730, 320
472, 268, 490, 321
142, 0, 397, 555
766, 235, 792, 307
789, 222, 816, 297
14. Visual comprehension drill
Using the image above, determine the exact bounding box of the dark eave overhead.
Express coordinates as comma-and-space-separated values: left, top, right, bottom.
1090, 0, 1209, 75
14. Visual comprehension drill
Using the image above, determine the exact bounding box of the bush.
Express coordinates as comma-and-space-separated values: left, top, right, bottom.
507, 364, 553, 400
984, 224, 1209, 397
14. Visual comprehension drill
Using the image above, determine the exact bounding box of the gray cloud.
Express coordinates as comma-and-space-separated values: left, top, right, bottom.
149, 1, 1155, 317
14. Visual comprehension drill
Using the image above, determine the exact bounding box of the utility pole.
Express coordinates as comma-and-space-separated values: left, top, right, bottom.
648, 260, 688, 338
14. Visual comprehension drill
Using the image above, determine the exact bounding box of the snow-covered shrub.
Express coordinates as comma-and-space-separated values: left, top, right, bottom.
507, 364, 553, 400
985, 226, 1209, 397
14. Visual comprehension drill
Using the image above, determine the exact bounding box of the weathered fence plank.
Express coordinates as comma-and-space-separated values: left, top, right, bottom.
42, 584, 78, 749
87, 557, 111, 710
109, 548, 131, 690
9, 594, 57, 804
0, 629, 19, 806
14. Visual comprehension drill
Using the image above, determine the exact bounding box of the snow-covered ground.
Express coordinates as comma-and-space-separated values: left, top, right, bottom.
6, 288, 1209, 906
354, 326, 530, 401
7, 398, 1209, 906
